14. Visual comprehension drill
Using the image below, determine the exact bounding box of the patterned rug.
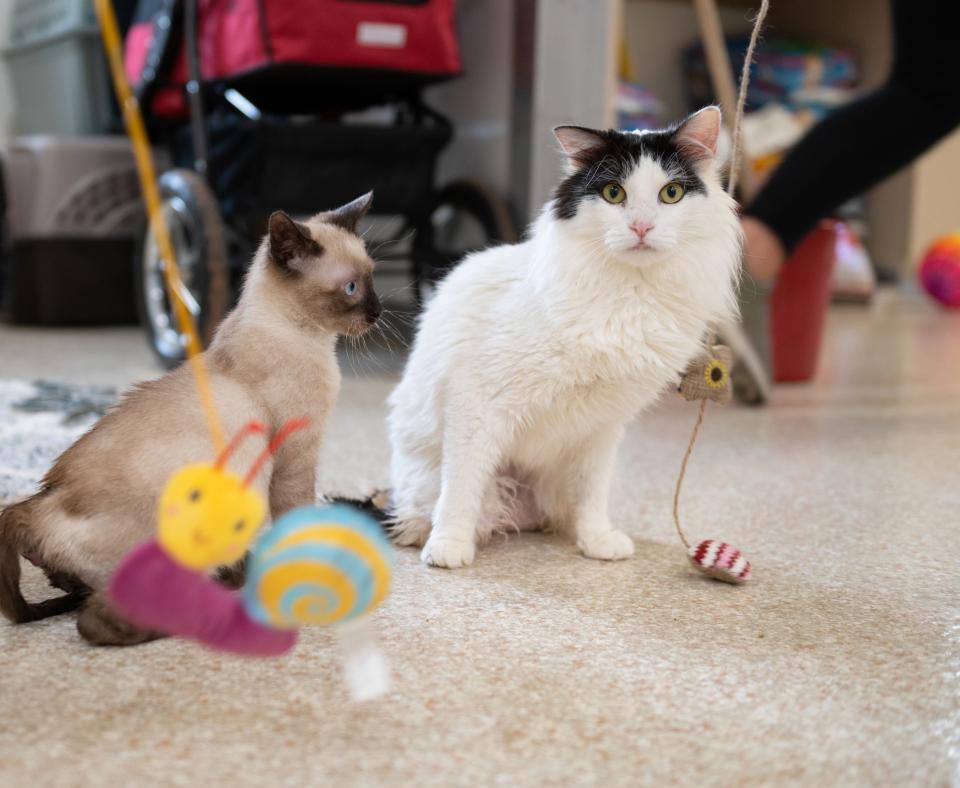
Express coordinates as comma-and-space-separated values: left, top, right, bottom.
0, 380, 116, 501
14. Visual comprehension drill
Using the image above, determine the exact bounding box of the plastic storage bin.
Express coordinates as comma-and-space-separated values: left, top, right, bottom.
1, 136, 152, 325
1, 0, 113, 135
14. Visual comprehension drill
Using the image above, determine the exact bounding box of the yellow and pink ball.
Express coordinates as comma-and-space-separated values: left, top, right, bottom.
919, 233, 960, 308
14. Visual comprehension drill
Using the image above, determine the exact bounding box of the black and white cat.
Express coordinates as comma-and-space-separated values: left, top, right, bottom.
388, 107, 742, 568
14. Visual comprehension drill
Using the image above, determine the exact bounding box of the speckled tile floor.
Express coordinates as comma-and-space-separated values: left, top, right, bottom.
0, 287, 958, 787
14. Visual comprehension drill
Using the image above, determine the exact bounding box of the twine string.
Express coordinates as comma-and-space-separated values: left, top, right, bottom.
672, 400, 707, 551
673, 0, 769, 550
727, 0, 770, 196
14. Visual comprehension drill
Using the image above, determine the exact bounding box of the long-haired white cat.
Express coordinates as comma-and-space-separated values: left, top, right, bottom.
388, 107, 741, 568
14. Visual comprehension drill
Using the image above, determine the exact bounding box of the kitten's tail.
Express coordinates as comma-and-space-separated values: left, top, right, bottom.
326, 490, 393, 529
0, 500, 84, 623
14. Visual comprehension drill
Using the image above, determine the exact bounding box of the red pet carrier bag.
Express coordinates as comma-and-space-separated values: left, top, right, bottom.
125, 0, 461, 118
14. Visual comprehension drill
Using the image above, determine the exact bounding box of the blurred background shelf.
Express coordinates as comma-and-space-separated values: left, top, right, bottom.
428, 0, 959, 277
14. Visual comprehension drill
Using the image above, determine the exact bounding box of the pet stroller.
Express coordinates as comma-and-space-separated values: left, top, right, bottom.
123, 0, 515, 365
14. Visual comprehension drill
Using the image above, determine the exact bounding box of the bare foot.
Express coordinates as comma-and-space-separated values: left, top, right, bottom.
742, 216, 786, 283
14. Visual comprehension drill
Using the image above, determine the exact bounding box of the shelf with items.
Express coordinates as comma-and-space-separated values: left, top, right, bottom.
615, 0, 960, 273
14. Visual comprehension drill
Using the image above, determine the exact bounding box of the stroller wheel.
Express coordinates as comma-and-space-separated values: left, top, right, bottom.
135, 169, 229, 368
412, 180, 516, 307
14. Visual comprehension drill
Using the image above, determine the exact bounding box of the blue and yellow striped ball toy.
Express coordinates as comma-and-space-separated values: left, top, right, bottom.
243, 504, 392, 630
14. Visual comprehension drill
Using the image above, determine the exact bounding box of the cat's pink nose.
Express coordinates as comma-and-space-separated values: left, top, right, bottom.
630, 221, 654, 239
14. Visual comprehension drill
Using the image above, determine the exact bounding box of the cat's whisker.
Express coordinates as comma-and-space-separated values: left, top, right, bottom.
380, 308, 418, 334
344, 326, 389, 377
344, 336, 363, 377
378, 279, 420, 303
370, 229, 417, 259
379, 312, 409, 349
360, 331, 391, 375
371, 322, 390, 352
388, 305, 418, 324
373, 319, 396, 351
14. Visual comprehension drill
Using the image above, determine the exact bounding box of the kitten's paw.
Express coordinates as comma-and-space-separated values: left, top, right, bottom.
578, 529, 635, 561
390, 517, 432, 548
421, 534, 476, 568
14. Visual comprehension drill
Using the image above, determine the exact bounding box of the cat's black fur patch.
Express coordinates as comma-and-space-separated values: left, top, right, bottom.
553, 126, 707, 221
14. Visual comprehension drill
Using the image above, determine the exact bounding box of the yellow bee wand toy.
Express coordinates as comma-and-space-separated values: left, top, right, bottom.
108, 420, 309, 656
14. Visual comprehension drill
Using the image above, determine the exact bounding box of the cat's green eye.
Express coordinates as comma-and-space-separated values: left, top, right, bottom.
659, 182, 685, 204
601, 182, 626, 204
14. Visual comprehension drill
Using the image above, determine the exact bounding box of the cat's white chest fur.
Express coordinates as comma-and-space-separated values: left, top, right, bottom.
503, 267, 703, 462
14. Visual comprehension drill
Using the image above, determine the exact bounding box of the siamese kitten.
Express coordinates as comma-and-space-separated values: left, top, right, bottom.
388, 107, 741, 568
0, 193, 381, 644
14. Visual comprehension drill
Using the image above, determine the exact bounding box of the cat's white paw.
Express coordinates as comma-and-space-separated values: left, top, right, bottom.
421, 534, 476, 568
578, 529, 635, 561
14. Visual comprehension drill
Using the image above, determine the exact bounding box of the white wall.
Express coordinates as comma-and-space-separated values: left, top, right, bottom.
0, 0, 14, 140
424, 0, 624, 224
425, 0, 515, 200
526, 0, 621, 216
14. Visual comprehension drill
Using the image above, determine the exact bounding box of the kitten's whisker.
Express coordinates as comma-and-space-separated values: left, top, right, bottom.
385, 307, 417, 326
373, 319, 394, 350
343, 336, 362, 377
373, 322, 390, 351
389, 318, 412, 350
359, 331, 390, 374
378, 278, 420, 302
370, 229, 417, 259
379, 313, 409, 349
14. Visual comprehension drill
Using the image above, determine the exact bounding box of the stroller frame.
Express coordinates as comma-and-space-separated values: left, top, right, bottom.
131, 0, 515, 366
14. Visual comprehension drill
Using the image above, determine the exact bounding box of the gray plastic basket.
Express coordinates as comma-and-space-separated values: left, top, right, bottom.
1, 0, 112, 135
7, 0, 99, 46
3, 135, 145, 239
0, 134, 157, 326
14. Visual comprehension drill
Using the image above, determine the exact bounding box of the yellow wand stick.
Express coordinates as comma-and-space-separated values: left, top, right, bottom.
94, 0, 225, 453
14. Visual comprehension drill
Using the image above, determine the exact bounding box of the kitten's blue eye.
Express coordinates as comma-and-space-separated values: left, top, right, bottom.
345, 281, 358, 296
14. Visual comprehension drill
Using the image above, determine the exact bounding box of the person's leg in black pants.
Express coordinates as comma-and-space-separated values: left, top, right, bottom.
743, 0, 960, 282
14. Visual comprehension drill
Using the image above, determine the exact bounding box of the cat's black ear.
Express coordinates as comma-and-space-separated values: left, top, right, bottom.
554, 126, 607, 168
672, 106, 721, 163
268, 211, 321, 271
323, 191, 374, 235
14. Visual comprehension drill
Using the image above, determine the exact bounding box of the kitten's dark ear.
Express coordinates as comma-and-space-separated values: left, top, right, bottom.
269, 211, 321, 271
672, 106, 721, 163
554, 126, 607, 169
323, 191, 373, 234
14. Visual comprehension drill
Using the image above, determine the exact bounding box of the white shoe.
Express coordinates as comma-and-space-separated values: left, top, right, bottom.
831, 222, 876, 302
